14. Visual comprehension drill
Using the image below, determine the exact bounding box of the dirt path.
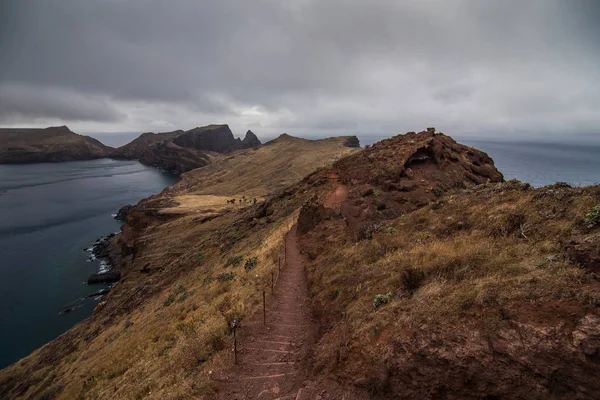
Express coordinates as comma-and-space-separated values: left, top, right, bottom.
323, 171, 349, 207
218, 225, 316, 399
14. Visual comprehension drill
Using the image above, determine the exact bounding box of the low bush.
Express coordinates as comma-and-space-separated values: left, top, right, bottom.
400, 268, 425, 294
244, 257, 258, 272
584, 205, 600, 228
373, 293, 392, 309
163, 294, 176, 307
217, 272, 235, 282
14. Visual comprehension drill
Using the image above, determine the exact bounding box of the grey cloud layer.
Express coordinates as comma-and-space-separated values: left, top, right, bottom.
0, 0, 599, 136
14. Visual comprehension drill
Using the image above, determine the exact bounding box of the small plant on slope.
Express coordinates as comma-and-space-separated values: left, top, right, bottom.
584, 205, 600, 228
373, 292, 392, 309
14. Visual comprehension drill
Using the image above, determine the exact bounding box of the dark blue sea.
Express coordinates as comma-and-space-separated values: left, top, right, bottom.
0, 159, 177, 369
458, 139, 600, 187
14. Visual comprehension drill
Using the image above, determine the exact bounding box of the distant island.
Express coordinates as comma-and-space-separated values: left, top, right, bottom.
0, 124, 265, 173
0, 126, 113, 164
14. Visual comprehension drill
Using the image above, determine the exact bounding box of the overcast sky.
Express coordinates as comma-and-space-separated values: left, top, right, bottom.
1, 0, 599, 141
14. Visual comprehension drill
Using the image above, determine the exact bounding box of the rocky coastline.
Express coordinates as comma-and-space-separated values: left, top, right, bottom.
86, 233, 121, 285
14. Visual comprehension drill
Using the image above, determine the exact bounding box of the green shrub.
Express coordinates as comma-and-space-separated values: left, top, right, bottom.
217, 272, 235, 282
163, 294, 176, 307
373, 292, 392, 309
584, 205, 600, 228
177, 292, 189, 303
224, 256, 243, 268
207, 333, 224, 351
244, 257, 258, 272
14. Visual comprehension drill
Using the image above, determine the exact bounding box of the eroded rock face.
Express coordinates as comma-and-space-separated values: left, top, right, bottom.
331, 130, 504, 234
297, 196, 337, 234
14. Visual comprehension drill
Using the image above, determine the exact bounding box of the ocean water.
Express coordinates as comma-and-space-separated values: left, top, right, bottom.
458, 139, 600, 187
0, 159, 177, 369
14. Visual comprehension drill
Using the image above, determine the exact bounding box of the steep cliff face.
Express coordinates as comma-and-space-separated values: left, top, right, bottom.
0, 126, 114, 163
240, 130, 261, 149
112, 124, 262, 173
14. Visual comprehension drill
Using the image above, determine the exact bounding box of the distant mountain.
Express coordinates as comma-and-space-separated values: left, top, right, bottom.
112, 124, 262, 173
0, 126, 114, 164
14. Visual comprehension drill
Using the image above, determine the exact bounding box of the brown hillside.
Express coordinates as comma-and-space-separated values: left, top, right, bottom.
0, 126, 114, 163
1, 129, 599, 400
0, 133, 359, 400
297, 180, 600, 399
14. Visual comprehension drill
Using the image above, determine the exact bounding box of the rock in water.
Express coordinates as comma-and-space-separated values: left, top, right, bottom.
87, 272, 121, 285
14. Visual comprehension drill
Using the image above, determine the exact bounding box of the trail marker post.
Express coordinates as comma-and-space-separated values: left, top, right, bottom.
262, 289, 266, 326
231, 320, 238, 364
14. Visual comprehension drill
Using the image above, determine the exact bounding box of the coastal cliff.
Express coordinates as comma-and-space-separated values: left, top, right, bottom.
112, 124, 262, 173
1, 129, 599, 400
0, 126, 114, 164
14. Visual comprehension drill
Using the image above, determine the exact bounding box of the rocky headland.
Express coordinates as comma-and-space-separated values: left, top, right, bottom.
111, 124, 262, 173
0, 126, 114, 163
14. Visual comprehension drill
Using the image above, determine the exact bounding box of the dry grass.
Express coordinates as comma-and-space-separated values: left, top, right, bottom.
27, 210, 299, 400
301, 182, 600, 381
167, 135, 359, 198
0, 155, 311, 399
159, 194, 263, 215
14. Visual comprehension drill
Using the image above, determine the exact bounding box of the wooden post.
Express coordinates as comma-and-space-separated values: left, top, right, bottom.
233, 324, 238, 365
262, 290, 266, 326
284, 234, 287, 265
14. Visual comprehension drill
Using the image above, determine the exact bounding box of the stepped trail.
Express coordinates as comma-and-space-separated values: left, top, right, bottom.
217, 171, 350, 399
217, 224, 315, 399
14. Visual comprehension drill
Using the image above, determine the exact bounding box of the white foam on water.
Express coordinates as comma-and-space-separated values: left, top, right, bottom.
98, 260, 109, 274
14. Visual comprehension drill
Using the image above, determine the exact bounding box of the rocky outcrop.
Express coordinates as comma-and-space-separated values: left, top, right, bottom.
297, 195, 337, 234
172, 125, 241, 152
87, 272, 121, 285
328, 129, 504, 235
112, 124, 262, 173
0, 126, 114, 164
114, 204, 134, 221
240, 130, 261, 149
343, 136, 360, 148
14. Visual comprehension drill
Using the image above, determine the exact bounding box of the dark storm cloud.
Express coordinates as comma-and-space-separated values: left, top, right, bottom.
0, 0, 599, 136
0, 83, 125, 123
